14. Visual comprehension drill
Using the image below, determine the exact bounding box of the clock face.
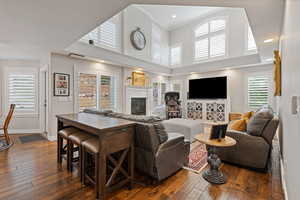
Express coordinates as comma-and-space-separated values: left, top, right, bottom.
131, 29, 146, 50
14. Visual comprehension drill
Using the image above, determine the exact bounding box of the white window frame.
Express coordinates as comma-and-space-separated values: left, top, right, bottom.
245, 71, 273, 111
194, 17, 228, 63
4, 67, 39, 116
74, 67, 119, 113
245, 24, 258, 54
170, 44, 182, 66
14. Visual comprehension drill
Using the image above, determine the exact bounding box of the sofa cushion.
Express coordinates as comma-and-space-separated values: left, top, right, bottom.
83, 108, 113, 115
247, 108, 274, 136
153, 123, 168, 144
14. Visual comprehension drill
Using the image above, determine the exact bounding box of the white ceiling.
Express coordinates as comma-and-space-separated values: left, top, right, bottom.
136, 5, 222, 30
0, 0, 284, 73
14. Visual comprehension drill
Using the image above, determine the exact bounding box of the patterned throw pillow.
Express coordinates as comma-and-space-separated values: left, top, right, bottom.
153, 123, 168, 144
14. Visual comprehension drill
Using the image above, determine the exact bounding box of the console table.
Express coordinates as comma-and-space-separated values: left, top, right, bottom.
194, 133, 236, 184
56, 113, 136, 200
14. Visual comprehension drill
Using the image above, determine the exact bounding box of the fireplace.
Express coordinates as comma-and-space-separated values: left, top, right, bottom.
131, 98, 146, 115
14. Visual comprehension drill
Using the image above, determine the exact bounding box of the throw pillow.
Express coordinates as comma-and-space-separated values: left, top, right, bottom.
153, 123, 168, 144
228, 119, 247, 131
247, 108, 274, 136
242, 111, 254, 123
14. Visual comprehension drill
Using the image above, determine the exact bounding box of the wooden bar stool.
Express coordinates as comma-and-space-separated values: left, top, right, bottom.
82, 137, 101, 198
57, 126, 81, 170
68, 131, 92, 181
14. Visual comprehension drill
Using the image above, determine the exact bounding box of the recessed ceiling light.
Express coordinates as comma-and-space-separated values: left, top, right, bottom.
264, 38, 274, 43
172, 15, 177, 19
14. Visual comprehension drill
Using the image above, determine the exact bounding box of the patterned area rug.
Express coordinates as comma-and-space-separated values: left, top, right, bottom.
184, 143, 208, 173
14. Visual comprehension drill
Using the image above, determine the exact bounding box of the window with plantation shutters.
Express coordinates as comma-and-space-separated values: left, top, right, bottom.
8, 73, 36, 113
170, 45, 181, 66
80, 14, 121, 52
247, 26, 257, 51
248, 76, 269, 109
194, 18, 226, 62
79, 73, 97, 111
152, 24, 161, 64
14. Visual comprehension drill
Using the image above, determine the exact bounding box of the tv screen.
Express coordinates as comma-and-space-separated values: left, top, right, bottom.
188, 76, 227, 99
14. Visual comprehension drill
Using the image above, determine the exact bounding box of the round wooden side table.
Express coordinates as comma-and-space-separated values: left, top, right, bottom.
194, 133, 236, 184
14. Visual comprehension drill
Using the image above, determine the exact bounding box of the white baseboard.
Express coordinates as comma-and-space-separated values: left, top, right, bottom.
280, 157, 289, 200
0, 129, 43, 134
47, 134, 57, 141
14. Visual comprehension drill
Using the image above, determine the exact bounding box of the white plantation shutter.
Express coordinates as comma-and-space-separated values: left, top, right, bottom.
8, 73, 36, 113
195, 38, 209, 60
80, 14, 121, 52
210, 19, 226, 32
247, 26, 257, 51
195, 23, 209, 37
210, 34, 225, 57
170, 46, 181, 65
248, 76, 269, 109
99, 21, 117, 49
194, 18, 227, 62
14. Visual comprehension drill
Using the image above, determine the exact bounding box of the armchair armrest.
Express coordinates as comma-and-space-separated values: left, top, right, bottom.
226, 130, 268, 148
157, 132, 185, 154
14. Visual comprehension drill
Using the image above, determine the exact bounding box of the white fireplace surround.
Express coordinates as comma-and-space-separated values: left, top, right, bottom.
125, 86, 152, 116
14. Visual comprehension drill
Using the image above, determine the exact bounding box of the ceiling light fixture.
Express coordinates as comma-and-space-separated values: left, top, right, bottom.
264, 38, 274, 43
172, 14, 177, 19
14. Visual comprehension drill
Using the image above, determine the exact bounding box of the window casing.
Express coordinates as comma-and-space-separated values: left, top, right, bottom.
170, 45, 181, 66
194, 18, 227, 62
247, 75, 270, 110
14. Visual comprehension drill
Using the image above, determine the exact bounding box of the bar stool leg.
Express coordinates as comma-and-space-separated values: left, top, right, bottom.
57, 135, 63, 164
79, 145, 83, 182
82, 147, 87, 185
67, 139, 72, 172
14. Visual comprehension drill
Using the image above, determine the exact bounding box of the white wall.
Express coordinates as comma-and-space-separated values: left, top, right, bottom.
48, 54, 123, 139
0, 60, 43, 133
170, 64, 273, 116
170, 8, 252, 67
278, 0, 300, 199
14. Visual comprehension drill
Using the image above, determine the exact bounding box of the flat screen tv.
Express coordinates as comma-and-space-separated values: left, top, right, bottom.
188, 76, 227, 99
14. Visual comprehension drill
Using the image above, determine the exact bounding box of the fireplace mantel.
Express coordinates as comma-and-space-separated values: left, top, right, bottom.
125, 86, 153, 116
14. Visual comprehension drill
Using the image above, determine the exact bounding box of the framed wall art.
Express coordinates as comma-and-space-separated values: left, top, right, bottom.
132, 71, 145, 87
53, 73, 70, 96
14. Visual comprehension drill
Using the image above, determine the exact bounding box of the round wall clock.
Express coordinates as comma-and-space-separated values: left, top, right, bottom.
130, 27, 146, 50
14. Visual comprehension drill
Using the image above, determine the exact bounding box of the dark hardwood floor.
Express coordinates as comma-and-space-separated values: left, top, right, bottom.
0, 135, 284, 200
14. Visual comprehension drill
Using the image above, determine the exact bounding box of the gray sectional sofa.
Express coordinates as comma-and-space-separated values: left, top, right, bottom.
83, 109, 190, 181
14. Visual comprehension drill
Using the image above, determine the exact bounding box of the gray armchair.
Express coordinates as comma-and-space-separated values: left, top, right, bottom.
214, 109, 279, 170
134, 123, 190, 181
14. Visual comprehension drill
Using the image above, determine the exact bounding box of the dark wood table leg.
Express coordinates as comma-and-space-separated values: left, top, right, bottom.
57, 119, 64, 163
129, 140, 134, 189
98, 141, 107, 200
